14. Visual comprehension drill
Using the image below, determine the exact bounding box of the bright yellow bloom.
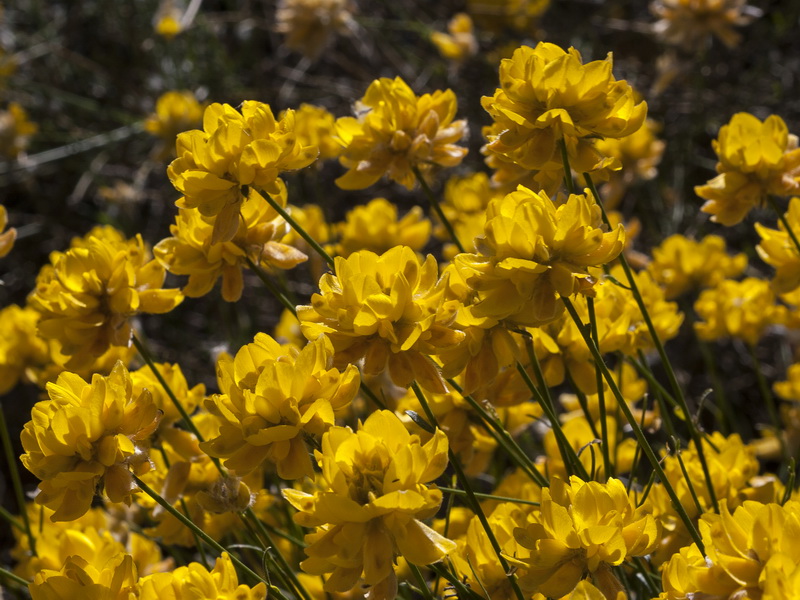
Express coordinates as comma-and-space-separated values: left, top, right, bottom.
28, 226, 183, 369
0, 102, 37, 158
647, 233, 747, 299
435, 172, 503, 258
283, 410, 454, 600
155, 189, 306, 302
168, 101, 318, 243
145, 90, 203, 159
276, 0, 356, 61
455, 186, 625, 326
650, 432, 781, 565
593, 119, 665, 208
282, 103, 342, 161
651, 0, 760, 50
482, 42, 646, 174
335, 197, 431, 257
202, 333, 359, 479
139, 552, 267, 600
154, 0, 183, 39
694, 277, 786, 346
0, 204, 15, 257
512, 476, 659, 598
335, 77, 468, 190
756, 196, 800, 293
20, 361, 161, 521
29, 547, 138, 600
0, 304, 49, 394
430, 13, 478, 63
298, 246, 463, 392
467, 0, 550, 33
658, 500, 800, 600
696, 113, 800, 225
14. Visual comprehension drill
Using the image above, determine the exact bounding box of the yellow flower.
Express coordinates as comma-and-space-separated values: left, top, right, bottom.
0, 203, 16, 257
335, 197, 431, 257
168, 101, 318, 243
283, 410, 454, 600
201, 333, 359, 479
658, 500, 800, 600
430, 13, 478, 63
647, 233, 747, 299
0, 304, 50, 394
756, 197, 800, 293
139, 552, 267, 600
154, 0, 183, 39
27, 226, 183, 369
298, 246, 464, 392
696, 113, 800, 225
481, 42, 646, 174
455, 186, 625, 326
155, 189, 306, 302
435, 172, 503, 258
29, 549, 138, 600
282, 103, 342, 161
335, 77, 468, 190
512, 476, 659, 598
144, 90, 203, 159
694, 277, 786, 346
20, 361, 161, 521
280, 203, 334, 280
651, 0, 760, 50
0, 102, 37, 158
276, 0, 357, 61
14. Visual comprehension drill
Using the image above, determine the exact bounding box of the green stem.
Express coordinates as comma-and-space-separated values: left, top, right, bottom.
587, 297, 613, 478
258, 189, 335, 268
408, 563, 436, 600
749, 343, 787, 463
0, 565, 29, 588
244, 256, 297, 318
446, 378, 548, 487
439, 487, 539, 506
133, 475, 284, 598
358, 380, 387, 410
0, 406, 35, 556
561, 296, 705, 553
559, 138, 576, 194
672, 438, 705, 516
411, 165, 465, 253
583, 171, 719, 515
427, 562, 486, 600
410, 382, 526, 600
0, 504, 26, 533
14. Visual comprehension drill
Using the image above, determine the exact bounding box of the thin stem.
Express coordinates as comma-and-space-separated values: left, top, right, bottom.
133, 475, 284, 598
672, 439, 705, 516
408, 563, 436, 600
358, 380, 387, 410
428, 562, 486, 600
0, 565, 29, 588
587, 297, 613, 478
446, 378, 548, 487
0, 504, 26, 533
0, 406, 36, 556
258, 189, 335, 268
411, 165, 465, 253
410, 382, 526, 600
439, 487, 539, 507
244, 256, 297, 317
583, 171, 720, 515
561, 296, 705, 553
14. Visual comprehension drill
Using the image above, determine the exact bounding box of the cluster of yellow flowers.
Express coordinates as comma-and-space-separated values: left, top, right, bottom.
8, 30, 800, 600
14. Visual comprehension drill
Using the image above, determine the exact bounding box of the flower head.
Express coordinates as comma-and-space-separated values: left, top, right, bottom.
482, 42, 646, 174
298, 246, 463, 392
28, 226, 183, 369
696, 113, 800, 225
651, 0, 760, 50
335, 197, 431, 257
283, 410, 454, 600
756, 196, 800, 293
0, 204, 16, 257
168, 101, 318, 243
0, 102, 37, 158
430, 13, 478, 64
145, 90, 203, 159
20, 361, 161, 521
455, 186, 625, 326
201, 333, 360, 479
283, 103, 343, 161
335, 77, 468, 190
